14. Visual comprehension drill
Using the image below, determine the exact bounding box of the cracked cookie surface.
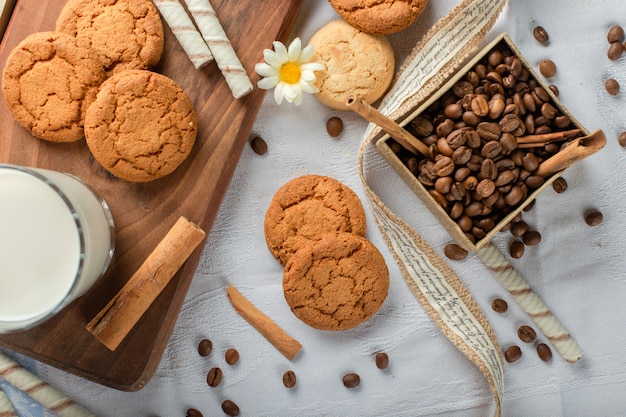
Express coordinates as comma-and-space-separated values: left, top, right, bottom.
56, 0, 164, 76
283, 232, 389, 331
328, 0, 429, 35
309, 19, 394, 111
84, 69, 197, 182
1, 31, 106, 142
264, 175, 367, 265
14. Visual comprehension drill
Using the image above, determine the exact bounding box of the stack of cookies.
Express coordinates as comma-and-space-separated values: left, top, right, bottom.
1, 0, 197, 182
308, 0, 429, 111
264, 174, 390, 331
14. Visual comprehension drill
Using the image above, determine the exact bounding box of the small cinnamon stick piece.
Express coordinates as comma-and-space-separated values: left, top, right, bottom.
86, 216, 206, 351
516, 129, 581, 147
226, 285, 302, 360
346, 95, 431, 158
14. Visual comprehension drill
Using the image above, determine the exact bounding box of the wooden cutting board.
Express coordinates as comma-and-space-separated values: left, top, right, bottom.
0, 0, 302, 391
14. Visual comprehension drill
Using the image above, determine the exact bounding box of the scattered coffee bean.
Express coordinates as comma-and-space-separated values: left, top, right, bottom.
186, 409, 203, 417
510, 221, 529, 237
533, 26, 549, 44
536, 343, 553, 362
548, 84, 559, 96
444, 243, 468, 260
504, 345, 522, 363
207, 367, 223, 387
282, 370, 297, 388
607, 25, 625, 43
619, 132, 626, 147
605, 78, 620, 95
491, 298, 508, 313
552, 177, 568, 193
250, 135, 268, 155
375, 352, 389, 370
539, 59, 557, 78
225, 348, 239, 365
518, 325, 537, 343
522, 230, 542, 246
342, 373, 360, 388
584, 210, 603, 226
198, 339, 213, 357
607, 41, 625, 61
221, 400, 240, 417
509, 240, 525, 259
326, 116, 344, 137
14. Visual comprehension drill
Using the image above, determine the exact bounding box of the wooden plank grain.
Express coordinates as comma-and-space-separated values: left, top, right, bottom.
0, 0, 302, 391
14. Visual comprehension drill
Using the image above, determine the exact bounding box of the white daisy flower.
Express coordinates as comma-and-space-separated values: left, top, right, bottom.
255, 37, 324, 105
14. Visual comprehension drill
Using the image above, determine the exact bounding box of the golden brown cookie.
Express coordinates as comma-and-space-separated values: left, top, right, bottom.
84, 69, 197, 182
1, 31, 106, 142
56, 0, 164, 76
283, 232, 389, 331
309, 19, 395, 111
328, 0, 429, 35
264, 175, 367, 265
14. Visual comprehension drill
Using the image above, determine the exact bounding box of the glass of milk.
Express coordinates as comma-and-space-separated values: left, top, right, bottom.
0, 164, 115, 333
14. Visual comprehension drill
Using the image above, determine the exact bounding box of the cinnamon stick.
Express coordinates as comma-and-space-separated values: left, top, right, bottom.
346, 95, 431, 158
516, 128, 581, 147
86, 216, 206, 351
226, 285, 302, 361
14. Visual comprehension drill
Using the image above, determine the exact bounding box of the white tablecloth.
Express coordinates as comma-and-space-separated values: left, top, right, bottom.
5, 0, 626, 416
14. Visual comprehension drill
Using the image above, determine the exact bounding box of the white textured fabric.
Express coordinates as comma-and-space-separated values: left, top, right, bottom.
4, 0, 626, 416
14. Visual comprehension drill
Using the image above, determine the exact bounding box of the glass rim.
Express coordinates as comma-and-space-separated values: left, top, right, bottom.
0, 163, 87, 331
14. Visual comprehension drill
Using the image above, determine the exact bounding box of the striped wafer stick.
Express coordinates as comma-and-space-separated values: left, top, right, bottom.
0, 389, 17, 417
152, 0, 213, 69
477, 242, 583, 363
185, 0, 253, 98
0, 352, 95, 417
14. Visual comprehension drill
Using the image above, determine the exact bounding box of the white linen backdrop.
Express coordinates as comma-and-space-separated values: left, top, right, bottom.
4, 0, 626, 416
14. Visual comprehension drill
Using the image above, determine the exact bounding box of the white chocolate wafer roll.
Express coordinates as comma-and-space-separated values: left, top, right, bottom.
152, 0, 213, 69
185, 0, 253, 98
0, 352, 95, 417
0, 390, 17, 417
477, 243, 583, 363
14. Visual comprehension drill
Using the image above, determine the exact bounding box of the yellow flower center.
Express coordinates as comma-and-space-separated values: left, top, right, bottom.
279, 61, 301, 84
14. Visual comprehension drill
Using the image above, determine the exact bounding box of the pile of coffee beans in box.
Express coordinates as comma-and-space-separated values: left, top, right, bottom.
386, 37, 583, 247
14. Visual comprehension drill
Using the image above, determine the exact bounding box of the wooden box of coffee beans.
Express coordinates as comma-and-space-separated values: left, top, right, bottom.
375, 33, 590, 252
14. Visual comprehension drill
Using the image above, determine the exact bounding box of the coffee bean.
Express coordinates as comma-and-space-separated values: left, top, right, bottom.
509, 240, 525, 259
282, 370, 297, 388
250, 136, 268, 155
221, 400, 240, 417
608, 41, 625, 60
225, 348, 239, 365
444, 243, 468, 260
198, 339, 213, 357
584, 210, 603, 226
342, 373, 360, 388
548, 84, 559, 96
552, 177, 568, 193
536, 343, 553, 362
207, 367, 223, 387
605, 78, 620, 95
619, 132, 626, 147
518, 325, 537, 343
504, 345, 522, 363
522, 230, 542, 246
491, 298, 508, 313
607, 25, 625, 43
186, 409, 203, 417
538, 59, 556, 78
533, 26, 549, 44
326, 116, 344, 137
375, 352, 389, 370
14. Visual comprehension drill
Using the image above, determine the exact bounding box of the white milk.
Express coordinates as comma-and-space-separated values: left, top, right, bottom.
0, 165, 115, 332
